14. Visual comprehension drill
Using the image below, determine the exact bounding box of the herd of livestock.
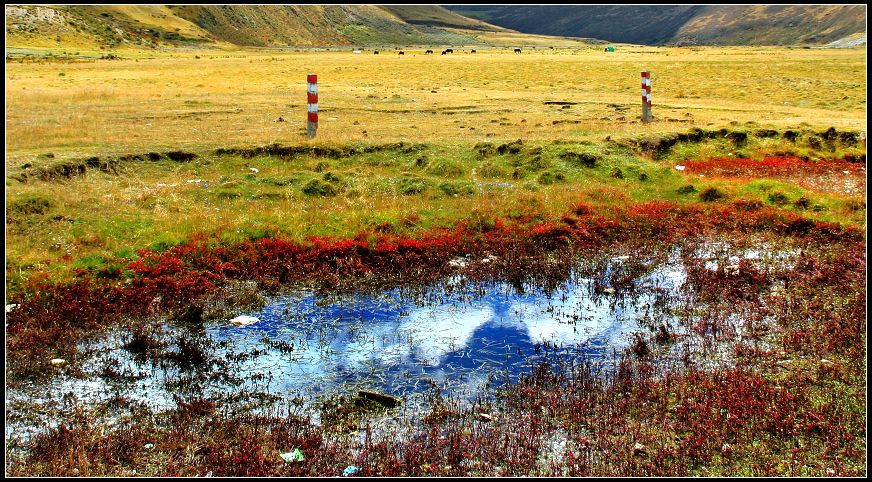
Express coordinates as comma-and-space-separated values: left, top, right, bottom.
365, 48, 521, 55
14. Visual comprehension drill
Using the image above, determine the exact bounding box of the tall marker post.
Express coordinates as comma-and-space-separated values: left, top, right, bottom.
307, 73, 318, 138
641, 71, 652, 123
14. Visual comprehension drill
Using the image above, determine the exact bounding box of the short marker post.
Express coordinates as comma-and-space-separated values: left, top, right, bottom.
641, 71, 652, 123
307, 73, 318, 138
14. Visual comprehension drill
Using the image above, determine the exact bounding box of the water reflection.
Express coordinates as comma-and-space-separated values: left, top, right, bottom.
208, 251, 687, 399
6, 240, 802, 447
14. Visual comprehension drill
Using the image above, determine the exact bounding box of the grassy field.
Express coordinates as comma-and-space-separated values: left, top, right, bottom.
5, 46, 866, 159
5, 45, 866, 290
4, 42, 867, 477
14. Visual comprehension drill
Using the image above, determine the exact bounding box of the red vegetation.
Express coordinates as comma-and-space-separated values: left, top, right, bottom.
680, 155, 866, 194
5, 197, 866, 476
5, 201, 863, 383
681, 155, 865, 177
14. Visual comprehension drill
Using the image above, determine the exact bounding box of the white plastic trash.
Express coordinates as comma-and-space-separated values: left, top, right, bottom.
448, 258, 468, 268
280, 448, 304, 463
230, 315, 259, 327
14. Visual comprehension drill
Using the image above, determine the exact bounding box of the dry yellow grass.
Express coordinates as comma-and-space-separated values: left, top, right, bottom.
103, 6, 213, 40
6, 46, 865, 165
5, 44, 867, 289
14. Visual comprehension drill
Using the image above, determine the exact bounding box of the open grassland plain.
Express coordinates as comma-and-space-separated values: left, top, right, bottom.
4, 44, 867, 476
5, 46, 866, 157
5, 46, 867, 285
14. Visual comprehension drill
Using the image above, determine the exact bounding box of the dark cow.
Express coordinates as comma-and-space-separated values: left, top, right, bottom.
514, 48, 522, 54
425, 49, 434, 54
441, 50, 447, 55
373, 50, 379, 55
398, 51, 404, 55
445, 48, 453, 54
470, 49, 476, 53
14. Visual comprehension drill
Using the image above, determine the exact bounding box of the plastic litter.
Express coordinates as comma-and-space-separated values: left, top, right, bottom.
633, 442, 647, 456
674, 165, 686, 171
230, 315, 259, 327
280, 448, 304, 463
342, 465, 361, 476
447, 257, 468, 268
50, 358, 66, 366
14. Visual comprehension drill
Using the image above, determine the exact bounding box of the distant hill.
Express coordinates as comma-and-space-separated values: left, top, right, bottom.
380, 5, 504, 31
5, 5, 216, 50
446, 5, 867, 46
167, 5, 488, 47
4, 4, 507, 50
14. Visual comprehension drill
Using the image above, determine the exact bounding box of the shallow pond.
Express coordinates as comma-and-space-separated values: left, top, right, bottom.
211, 256, 683, 399
7, 240, 797, 443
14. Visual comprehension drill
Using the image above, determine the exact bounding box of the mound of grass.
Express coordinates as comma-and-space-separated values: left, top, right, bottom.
676, 184, 697, 195
426, 159, 465, 178
438, 181, 475, 197
537, 171, 566, 185
8, 195, 54, 216
699, 187, 726, 202
302, 172, 345, 197
303, 179, 338, 197
767, 191, 791, 206
560, 151, 599, 168
398, 177, 430, 195
477, 161, 508, 178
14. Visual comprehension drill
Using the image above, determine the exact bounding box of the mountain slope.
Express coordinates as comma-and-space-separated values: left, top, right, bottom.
380, 5, 505, 31
447, 5, 703, 45
672, 5, 867, 46
447, 5, 867, 46
168, 4, 481, 47
4, 4, 490, 50
5, 4, 216, 50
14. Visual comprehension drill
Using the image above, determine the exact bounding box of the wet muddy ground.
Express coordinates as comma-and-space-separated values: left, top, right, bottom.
4, 201, 865, 476
6, 238, 798, 443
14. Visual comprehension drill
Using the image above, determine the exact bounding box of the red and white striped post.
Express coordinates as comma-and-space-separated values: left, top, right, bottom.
641, 71, 652, 123
307, 73, 318, 138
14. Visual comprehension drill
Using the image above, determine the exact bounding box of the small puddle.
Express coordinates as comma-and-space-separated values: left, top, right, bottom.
6, 240, 798, 444
209, 256, 684, 399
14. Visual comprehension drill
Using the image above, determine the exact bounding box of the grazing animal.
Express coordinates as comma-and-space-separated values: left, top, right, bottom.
514, 48, 522, 54
425, 49, 434, 54
471, 49, 476, 53
398, 51, 404, 55
445, 48, 453, 54
441, 50, 447, 55
373, 50, 379, 54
